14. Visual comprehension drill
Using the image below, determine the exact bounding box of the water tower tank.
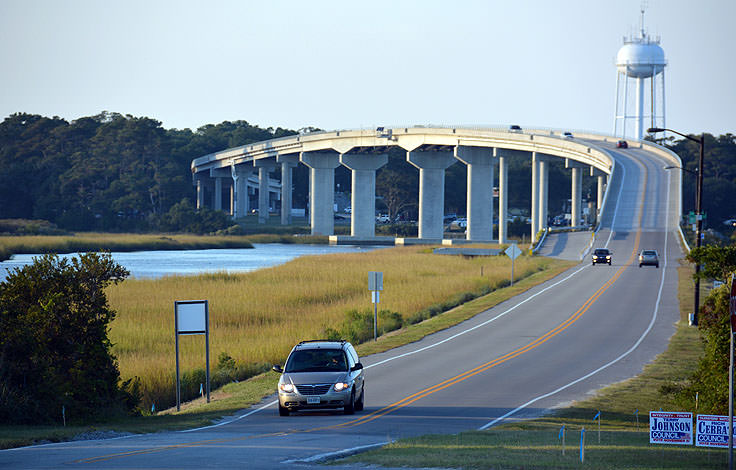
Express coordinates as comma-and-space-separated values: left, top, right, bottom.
616, 38, 665, 78
612, 9, 667, 141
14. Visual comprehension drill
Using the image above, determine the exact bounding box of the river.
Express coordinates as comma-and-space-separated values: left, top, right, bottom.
0, 244, 381, 281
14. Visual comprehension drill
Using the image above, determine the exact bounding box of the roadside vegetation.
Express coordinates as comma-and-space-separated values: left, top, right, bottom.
0, 246, 572, 448
336, 251, 734, 469
0, 253, 137, 425
106, 246, 562, 412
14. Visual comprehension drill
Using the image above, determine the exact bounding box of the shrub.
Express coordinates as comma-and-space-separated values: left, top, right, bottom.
324, 308, 404, 344
0, 252, 138, 424
159, 199, 232, 234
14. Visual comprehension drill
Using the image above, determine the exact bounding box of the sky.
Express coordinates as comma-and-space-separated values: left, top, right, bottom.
1, 0, 734, 136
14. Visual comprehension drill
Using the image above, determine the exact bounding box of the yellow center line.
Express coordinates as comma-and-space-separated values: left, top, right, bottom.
76, 157, 648, 464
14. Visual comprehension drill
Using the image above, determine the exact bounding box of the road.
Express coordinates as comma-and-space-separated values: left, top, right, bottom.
0, 143, 684, 469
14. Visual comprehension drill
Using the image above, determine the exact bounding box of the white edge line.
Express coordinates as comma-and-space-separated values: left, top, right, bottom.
178, 399, 278, 433
0, 433, 138, 452
281, 440, 392, 464
478, 166, 670, 431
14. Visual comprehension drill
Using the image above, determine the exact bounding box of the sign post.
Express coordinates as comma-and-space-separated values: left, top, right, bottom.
504, 243, 522, 286
369, 272, 383, 341
729, 274, 736, 469
174, 300, 210, 412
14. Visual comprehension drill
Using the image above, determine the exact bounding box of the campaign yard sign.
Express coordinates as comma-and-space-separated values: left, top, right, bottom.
650, 412, 693, 445
696, 415, 735, 448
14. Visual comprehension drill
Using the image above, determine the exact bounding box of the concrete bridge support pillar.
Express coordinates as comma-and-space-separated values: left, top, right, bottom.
407, 150, 456, 240
495, 149, 517, 244
340, 153, 388, 237
531, 152, 540, 242
566, 159, 585, 227
277, 155, 299, 225
231, 164, 252, 219
196, 177, 206, 210
210, 168, 232, 213
538, 156, 549, 232
255, 159, 277, 224
301, 152, 340, 235
214, 177, 223, 211
590, 167, 607, 223
229, 181, 236, 217
455, 146, 495, 241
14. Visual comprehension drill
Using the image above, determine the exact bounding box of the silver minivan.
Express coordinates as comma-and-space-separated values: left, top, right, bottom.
272, 340, 365, 416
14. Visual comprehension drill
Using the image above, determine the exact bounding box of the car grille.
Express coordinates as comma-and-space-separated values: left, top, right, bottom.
295, 384, 331, 395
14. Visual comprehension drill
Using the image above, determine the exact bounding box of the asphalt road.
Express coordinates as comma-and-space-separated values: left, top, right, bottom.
0, 143, 684, 469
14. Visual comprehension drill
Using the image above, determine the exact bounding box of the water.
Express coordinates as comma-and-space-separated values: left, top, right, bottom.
0, 244, 381, 280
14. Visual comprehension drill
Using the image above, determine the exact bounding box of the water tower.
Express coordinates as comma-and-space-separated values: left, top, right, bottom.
613, 8, 666, 140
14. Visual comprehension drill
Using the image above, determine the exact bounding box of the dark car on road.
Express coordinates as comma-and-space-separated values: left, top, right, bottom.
616, 140, 628, 149
273, 340, 365, 416
638, 250, 659, 268
592, 248, 612, 265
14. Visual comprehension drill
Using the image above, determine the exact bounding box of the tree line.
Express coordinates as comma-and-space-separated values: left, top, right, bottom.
0, 112, 297, 233
2, 112, 734, 234
660, 133, 736, 228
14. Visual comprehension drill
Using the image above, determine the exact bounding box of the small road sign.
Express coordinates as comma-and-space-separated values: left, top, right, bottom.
505, 243, 522, 260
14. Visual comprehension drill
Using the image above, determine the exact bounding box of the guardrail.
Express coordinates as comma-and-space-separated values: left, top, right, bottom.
531, 228, 548, 254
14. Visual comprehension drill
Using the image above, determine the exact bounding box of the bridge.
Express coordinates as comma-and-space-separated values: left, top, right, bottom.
191, 126, 682, 249
5, 127, 689, 468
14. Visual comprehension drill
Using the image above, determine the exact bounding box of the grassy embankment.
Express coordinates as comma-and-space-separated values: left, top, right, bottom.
0, 244, 574, 449
338, 259, 725, 469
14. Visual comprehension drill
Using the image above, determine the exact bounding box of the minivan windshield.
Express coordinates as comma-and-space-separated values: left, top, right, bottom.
285, 349, 348, 373
594, 249, 609, 255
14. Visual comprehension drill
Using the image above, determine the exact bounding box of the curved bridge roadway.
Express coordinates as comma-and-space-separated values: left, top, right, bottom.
0, 139, 684, 469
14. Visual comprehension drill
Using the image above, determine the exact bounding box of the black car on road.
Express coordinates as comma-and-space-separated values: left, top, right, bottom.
592, 248, 612, 265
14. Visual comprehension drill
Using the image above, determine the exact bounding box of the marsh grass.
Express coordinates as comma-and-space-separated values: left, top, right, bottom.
0, 233, 256, 260
106, 246, 559, 410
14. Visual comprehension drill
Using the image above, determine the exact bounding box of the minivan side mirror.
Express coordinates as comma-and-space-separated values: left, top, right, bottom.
272, 364, 283, 373
351, 362, 363, 372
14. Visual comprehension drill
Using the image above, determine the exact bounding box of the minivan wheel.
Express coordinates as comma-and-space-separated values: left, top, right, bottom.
278, 403, 290, 416
344, 389, 356, 415
355, 386, 364, 412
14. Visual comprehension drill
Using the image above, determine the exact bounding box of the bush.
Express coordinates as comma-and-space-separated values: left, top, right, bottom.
0, 252, 138, 424
0, 219, 67, 235
158, 199, 232, 234
674, 285, 731, 414
324, 308, 404, 344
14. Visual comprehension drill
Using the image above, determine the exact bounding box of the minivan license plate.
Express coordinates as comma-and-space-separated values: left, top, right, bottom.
307, 396, 320, 404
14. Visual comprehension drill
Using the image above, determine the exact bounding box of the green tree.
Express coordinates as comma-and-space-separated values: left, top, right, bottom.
376, 168, 416, 221
671, 244, 736, 414
0, 252, 138, 424
675, 284, 731, 414
159, 198, 233, 234
687, 244, 736, 282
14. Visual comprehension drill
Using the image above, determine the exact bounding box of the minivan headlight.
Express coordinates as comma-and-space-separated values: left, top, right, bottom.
334, 382, 349, 392
279, 383, 294, 393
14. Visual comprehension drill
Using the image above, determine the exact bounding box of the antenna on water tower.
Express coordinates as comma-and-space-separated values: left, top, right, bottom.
613, 2, 666, 140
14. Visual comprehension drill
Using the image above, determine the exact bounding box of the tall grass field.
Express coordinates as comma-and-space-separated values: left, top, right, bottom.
0, 233, 258, 261
106, 246, 558, 410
